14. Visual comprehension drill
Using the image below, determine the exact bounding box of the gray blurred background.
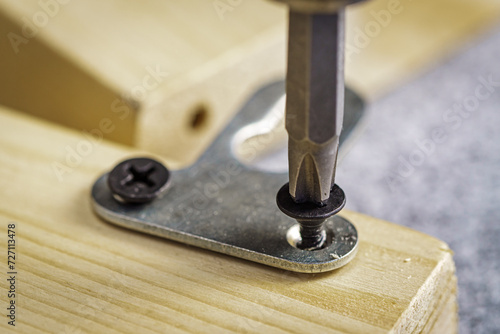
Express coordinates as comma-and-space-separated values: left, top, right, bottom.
253, 25, 500, 334
336, 28, 500, 334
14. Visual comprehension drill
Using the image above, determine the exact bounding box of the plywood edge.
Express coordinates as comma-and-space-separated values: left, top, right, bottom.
428, 293, 459, 334
392, 245, 456, 333
424, 275, 458, 334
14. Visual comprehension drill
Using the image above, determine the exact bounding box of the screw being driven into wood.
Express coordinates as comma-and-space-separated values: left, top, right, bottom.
271, 0, 364, 250
277, 183, 346, 250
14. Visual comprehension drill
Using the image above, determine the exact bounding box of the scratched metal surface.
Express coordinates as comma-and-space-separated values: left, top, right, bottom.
92, 88, 364, 273
96, 26, 499, 330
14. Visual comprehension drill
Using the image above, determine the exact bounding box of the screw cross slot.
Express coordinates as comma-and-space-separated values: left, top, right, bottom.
123, 164, 157, 188
108, 158, 170, 204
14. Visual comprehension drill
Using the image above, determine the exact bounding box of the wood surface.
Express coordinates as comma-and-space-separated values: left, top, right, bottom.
0, 106, 457, 333
1, 0, 500, 167
0, 0, 286, 166
345, 0, 500, 99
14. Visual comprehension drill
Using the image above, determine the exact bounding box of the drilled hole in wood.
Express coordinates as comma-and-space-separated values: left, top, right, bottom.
189, 106, 209, 131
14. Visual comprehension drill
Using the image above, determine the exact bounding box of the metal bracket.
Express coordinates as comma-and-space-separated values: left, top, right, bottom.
92, 83, 365, 273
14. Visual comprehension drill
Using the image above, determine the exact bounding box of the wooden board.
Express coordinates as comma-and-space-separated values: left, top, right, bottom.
0, 106, 457, 333
1, 0, 500, 167
0, 0, 286, 166
345, 0, 500, 99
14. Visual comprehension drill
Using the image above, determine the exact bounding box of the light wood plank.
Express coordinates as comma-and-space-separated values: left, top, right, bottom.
0, 0, 287, 165
345, 0, 500, 99
0, 106, 457, 333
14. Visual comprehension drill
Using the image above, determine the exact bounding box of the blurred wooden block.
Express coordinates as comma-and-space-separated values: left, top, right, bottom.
0, 106, 457, 333
345, 0, 500, 98
0, 0, 287, 166
0, 0, 500, 167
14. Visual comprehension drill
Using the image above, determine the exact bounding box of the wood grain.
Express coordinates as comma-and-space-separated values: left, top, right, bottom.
0, 106, 457, 333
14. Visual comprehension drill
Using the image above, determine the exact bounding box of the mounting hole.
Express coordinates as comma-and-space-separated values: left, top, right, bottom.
286, 224, 332, 250
231, 95, 288, 173
189, 105, 209, 131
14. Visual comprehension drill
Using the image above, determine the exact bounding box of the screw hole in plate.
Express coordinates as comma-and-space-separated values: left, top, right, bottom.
286, 224, 334, 250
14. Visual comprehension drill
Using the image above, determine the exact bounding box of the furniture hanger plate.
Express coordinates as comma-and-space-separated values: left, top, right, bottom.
92, 83, 365, 273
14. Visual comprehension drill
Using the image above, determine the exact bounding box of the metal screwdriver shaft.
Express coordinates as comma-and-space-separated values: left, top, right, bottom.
273, 0, 362, 251
286, 10, 345, 205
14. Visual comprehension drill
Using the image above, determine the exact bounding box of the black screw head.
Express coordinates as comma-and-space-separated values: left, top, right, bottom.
276, 183, 346, 221
107, 157, 170, 204
277, 183, 346, 250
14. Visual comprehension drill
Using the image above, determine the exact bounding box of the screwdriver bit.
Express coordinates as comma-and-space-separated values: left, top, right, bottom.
285, 10, 345, 205
272, 0, 364, 250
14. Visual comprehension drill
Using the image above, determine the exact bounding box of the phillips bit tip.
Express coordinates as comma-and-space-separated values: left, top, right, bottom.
285, 10, 345, 205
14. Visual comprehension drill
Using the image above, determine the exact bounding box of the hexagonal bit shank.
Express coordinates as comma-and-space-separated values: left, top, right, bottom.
286, 10, 345, 205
